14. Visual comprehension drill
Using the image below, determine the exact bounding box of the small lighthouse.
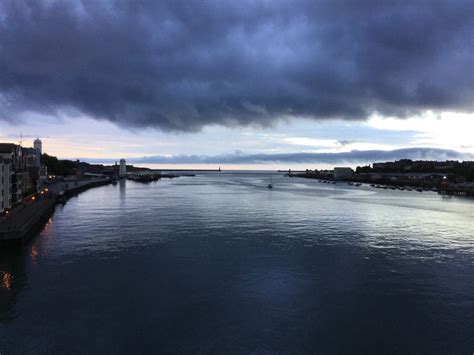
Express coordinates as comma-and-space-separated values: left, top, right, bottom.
119, 159, 127, 178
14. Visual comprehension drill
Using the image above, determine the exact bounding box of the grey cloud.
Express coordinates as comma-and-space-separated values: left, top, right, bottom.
337, 140, 355, 147
112, 148, 473, 165
1, 0, 473, 131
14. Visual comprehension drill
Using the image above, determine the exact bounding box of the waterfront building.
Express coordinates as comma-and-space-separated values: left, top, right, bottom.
33, 138, 42, 167
334, 167, 354, 180
0, 158, 12, 213
119, 159, 127, 178
0, 142, 42, 205
22, 147, 37, 168
21, 147, 40, 196
0, 144, 23, 204
0, 143, 22, 171
0, 159, 12, 212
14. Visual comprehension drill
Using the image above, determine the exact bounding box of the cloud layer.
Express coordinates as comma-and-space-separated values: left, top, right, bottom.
121, 148, 473, 165
1, 0, 473, 131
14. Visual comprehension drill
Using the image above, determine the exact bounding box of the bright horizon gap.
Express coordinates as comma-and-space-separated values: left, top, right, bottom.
1, 112, 473, 162
135, 164, 321, 171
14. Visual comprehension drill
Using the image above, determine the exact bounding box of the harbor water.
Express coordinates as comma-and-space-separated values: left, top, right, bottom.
1, 172, 473, 353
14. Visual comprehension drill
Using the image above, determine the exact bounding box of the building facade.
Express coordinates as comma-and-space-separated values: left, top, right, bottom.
0, 140, 44, 206
0, 143, 22, 205
0, 158, 12, 213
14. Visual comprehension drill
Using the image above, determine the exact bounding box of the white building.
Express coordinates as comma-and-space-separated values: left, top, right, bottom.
119, 159, 127, 178
0, 158, 12, 213
333, 167, 354, 180
0, 143, 22, 205
34, 138, 42, 167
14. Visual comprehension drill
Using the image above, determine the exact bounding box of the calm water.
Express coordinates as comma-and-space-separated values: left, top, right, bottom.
1, 172, 473, 354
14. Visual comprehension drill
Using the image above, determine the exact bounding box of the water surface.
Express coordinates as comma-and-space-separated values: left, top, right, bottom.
1, 173, 473, 353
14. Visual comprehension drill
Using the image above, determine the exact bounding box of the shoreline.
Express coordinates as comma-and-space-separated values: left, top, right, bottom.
291, 173, 474, 197
0, 178, 112, 247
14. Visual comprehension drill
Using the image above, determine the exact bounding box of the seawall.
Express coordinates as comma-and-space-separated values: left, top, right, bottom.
0, 178, 112, 247
0, 196, 56, 247
61, 178, 112, 198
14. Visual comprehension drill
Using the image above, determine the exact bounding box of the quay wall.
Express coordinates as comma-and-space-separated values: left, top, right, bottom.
61, 178, 112, 198
0, 178, 112, 247
0, 196, 56, 247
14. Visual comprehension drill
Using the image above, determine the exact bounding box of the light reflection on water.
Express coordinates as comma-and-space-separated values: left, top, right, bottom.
1, 271, 12, 290
0, 172, 473, 353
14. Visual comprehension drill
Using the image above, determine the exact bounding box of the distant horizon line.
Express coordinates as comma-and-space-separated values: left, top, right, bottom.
62, 147, 473, 167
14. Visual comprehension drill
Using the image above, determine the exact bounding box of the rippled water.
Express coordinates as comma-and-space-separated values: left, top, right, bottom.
1, 172, 473, 353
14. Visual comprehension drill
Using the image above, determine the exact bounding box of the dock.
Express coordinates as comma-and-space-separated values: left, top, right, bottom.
438, 184, 474, 197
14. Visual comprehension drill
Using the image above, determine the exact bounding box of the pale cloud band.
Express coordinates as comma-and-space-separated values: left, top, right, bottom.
88, 148, 473, 166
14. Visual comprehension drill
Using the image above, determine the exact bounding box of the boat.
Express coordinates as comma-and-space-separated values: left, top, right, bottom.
267, 176, 273, 189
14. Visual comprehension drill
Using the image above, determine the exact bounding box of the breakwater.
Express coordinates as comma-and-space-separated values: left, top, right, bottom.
0, 178, 112, 247
59, 178, 112, 198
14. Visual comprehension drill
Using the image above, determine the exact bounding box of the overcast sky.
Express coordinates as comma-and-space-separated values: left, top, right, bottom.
0, 0, 473, 169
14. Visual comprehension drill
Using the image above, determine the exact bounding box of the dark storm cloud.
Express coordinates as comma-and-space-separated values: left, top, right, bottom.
1, 0, 473, 131
122, 148, 473, 165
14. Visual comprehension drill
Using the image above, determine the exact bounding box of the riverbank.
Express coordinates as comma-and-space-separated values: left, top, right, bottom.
291, 172, 474, 197
0, 178, 112, 247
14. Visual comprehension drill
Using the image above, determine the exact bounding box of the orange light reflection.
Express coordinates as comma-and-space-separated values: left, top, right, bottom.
31, 246, 39, 261
2, 272, 13, 290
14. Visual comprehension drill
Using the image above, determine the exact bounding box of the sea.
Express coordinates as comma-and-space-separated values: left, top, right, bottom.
1, 172, 473, 354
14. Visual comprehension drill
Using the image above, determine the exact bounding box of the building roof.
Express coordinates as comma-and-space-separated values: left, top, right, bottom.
0, 143, 18, 153
22, 147, 36, 154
